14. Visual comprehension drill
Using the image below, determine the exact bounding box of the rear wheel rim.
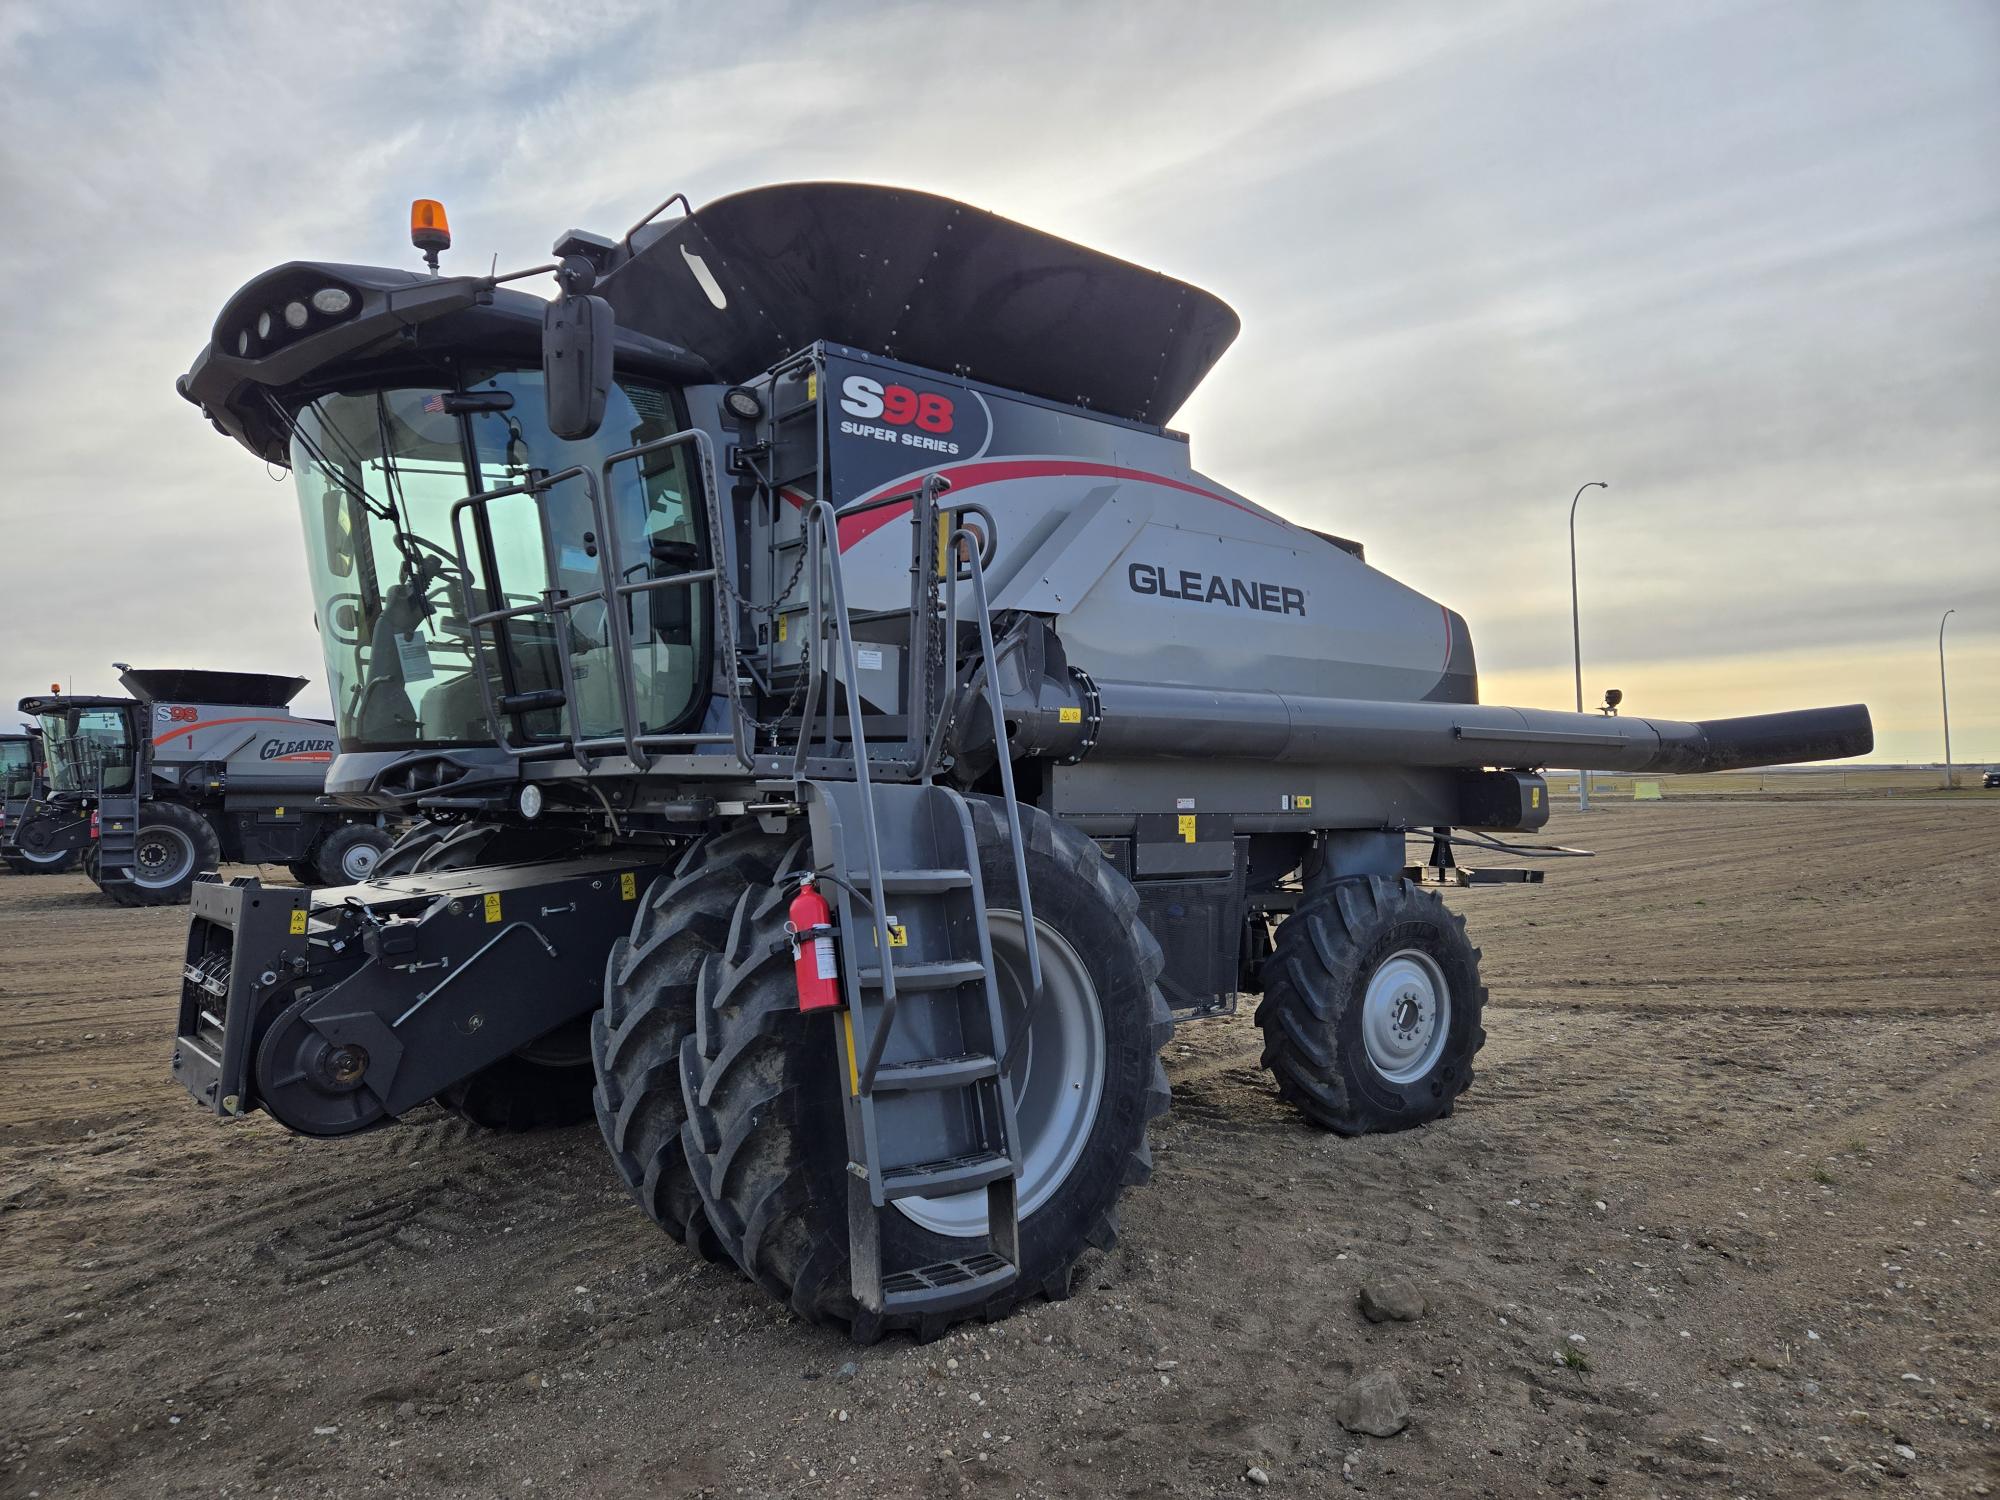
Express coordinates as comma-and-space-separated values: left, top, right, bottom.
1360, 948, 1451, 1085
133, 826, 197, 888
895, 912, 1104, 1238
339, 838, 382, 882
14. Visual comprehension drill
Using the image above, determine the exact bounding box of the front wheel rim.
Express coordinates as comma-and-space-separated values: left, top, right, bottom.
133, 826, 197, 888
894, 913, 1105, 1239
1360, 948, 1452, 1085
339, 839, 382, 882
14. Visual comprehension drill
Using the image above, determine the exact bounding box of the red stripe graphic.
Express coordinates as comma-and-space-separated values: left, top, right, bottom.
786, 460, 1256, 550
151, 715, 331, 747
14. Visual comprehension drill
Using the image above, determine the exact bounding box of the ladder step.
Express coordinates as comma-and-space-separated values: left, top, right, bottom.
855, 959, 986, 992
869, 1053, 1000, 1093
864, 867, 975, 895
879, 1149, 1016, 1201
882, 1252, 1019, 1315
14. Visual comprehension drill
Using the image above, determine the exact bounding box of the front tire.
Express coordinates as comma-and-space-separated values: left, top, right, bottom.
5, 846, 80, 875
105, 802, 220, 907
591, 827, 790, 1261
677, 799, 1172, 1340
1255, 872, 1486, 1134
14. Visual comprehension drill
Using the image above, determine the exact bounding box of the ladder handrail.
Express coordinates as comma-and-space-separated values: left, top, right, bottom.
449, 464, 595, 759
952, 531, 1044, 1028
794, 497, 904, 1096
596, 427, 753, 771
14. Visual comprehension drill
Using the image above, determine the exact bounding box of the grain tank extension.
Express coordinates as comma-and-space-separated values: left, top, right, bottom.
170, 182, 1871, 1341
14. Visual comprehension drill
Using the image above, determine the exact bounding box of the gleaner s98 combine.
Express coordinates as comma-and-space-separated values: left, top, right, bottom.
15, 668, 394, 904
172, 184, 1871, 1340
1, 727, 77, 873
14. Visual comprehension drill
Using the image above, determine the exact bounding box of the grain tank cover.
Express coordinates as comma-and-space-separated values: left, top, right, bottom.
604, 182, 1241, 425
116, 668, 308, 708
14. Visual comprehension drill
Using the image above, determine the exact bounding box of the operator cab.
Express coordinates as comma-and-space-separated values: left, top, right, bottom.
292, 370, 710, 752
22, 697, 137, 802
179, 252, 719, 802
0, 735, 35, 801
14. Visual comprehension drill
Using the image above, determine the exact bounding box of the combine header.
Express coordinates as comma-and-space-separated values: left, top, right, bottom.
15, 667, 394, 904
171, 183, 1871, 1339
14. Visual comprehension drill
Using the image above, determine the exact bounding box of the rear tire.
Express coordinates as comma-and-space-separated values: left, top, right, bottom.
285, 860, 318, 885
592, 827, 791, 1262
434, 1020, 596, 1131
1255, 872, 1485, 1134
105, 802, 219, 907
677, 799, 1172, 1341
313, 823, 393, 885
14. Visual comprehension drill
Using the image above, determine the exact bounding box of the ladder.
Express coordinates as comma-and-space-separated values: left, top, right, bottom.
95, 782, 141, 890
790, 475, 1043, 1331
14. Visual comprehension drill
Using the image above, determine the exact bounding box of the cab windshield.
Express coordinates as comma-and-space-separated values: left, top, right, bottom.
38, 709, 135, 795
0, 740, 33, 799
288, 370, 709, 751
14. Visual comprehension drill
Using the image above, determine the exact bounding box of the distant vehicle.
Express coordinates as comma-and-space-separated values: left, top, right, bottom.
1983, 769, 2000, 789
15, 666, 396, 905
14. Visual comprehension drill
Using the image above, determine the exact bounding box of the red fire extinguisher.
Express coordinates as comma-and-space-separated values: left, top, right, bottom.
89, 810, 101, 841
789, 876, 841, 1012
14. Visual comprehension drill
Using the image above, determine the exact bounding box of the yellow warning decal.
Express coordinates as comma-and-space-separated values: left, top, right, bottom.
841, 1011, 860, 1096
1296, 794, 1313, 810
806, 370, 818, 402
1177, 814, 1197, 843
1531, 786, 1542, 809
484, 892, 502, 923
620, 871, 637, 900
777, 614, 788, 642
288, 910, 308, 936
274, 806, 285, 816
887, 923, 908, 948
1059, 706, 1082, 724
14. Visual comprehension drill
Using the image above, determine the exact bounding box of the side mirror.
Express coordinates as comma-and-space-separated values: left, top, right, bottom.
544, 293, 614, 441
322, 487, 355, 579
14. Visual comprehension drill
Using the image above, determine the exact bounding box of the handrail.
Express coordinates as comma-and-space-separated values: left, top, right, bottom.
598, 427, 751, 771
953, 532, 1043, 1053
449, 464, 594, 758
793, 498, 904, 1096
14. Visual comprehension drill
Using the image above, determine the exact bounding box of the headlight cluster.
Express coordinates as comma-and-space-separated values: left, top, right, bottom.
233, 284, 357, 358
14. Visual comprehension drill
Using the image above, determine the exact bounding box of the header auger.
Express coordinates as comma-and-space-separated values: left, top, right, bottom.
171, 182, 1870, 1341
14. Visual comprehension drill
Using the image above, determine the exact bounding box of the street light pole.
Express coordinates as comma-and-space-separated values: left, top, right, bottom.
1569, 481, 1608, 810
1939, 608, 1955, 790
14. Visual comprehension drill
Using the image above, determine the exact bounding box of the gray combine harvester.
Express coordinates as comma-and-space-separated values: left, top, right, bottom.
171, 183, 1871, 1340
14, 667, 394, 905
1, 726, 79, 873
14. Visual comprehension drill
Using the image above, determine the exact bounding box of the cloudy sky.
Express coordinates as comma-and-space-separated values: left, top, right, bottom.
2, 0, 1994, 761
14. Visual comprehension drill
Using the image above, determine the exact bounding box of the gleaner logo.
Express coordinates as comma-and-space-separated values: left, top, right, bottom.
1128, 562, 1306, 617
260, 737, 336, 761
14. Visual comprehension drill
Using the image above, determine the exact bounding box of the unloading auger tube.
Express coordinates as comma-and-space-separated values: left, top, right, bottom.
166, 180, 1875, 1345
1004, 684, 1873, 775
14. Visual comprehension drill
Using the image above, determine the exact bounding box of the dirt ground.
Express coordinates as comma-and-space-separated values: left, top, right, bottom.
2, 799, 1996, 1499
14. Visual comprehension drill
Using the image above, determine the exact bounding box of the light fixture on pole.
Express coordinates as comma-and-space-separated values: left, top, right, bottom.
1939, 608, 1955, 790
1569, 481, 1608, 810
